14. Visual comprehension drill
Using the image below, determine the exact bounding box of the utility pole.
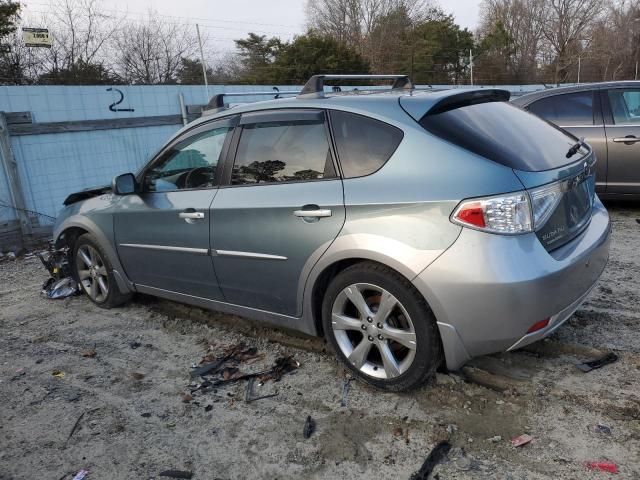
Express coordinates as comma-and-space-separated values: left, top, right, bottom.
577, 56, 581, 84
636, 61, 638, 80
470, 49, 473, 85
196, 24, 210, 102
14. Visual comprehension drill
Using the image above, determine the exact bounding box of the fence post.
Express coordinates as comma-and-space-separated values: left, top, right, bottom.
0, 111, 32, 246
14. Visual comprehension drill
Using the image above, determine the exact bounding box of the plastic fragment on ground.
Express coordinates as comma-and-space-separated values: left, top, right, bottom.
72, 469, 88, 480
586, 461, 618, 473
511, 434, 533, 447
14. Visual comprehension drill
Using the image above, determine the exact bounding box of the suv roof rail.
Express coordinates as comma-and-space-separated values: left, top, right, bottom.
298, 74, 414, 99
204, 89, 300, 114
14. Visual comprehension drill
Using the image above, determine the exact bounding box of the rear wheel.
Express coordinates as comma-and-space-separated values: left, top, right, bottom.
73, 233, 131, 308
322, 262, 442, 391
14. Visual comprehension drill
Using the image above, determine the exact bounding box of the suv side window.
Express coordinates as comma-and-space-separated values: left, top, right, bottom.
329, 110, 403, 178
527, 91, 594, 126
145, 126, 231, 192
231, 113, 333, 185
607, 89, 640, 124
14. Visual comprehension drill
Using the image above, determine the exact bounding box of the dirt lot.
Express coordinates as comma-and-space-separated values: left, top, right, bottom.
1, 203, 639, 480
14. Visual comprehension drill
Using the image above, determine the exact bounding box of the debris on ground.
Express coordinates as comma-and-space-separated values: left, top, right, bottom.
41, 277, 79, 299
130, 341, 142, 349
303, 415, 315, 439
487, 435, 502, 443
511, 434, 533, 447
576, 352, 619, 372
71, 469, 88, 480
594, 423, 612, 435
52, 370, 65, 379
81, 348, 96, 358
244, 376, 278, 403
187, 342, 299, 401
38, 248, 80, 299
586, 461, 619, 473
409, 441, 452, 480
340, 376, 352, 407
158, 470, 193, 478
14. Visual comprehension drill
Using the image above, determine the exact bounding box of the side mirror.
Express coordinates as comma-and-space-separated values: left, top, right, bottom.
112, 173, 137, 195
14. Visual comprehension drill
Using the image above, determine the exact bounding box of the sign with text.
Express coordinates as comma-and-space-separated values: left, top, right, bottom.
22, 28, 52, 48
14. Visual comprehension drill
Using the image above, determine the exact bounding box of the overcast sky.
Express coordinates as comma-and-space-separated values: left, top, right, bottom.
22, 0, 481, 53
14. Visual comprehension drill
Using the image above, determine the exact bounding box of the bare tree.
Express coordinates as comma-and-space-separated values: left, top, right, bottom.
35, 0, 121, 79
540, 0, 606, 83
112, 12, 199, 84
306, 0, 434, 53
478, 0, 546, 82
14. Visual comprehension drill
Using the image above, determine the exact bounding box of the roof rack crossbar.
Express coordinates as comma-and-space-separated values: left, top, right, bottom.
206, 89, 300, 110
298, 74, 414, 99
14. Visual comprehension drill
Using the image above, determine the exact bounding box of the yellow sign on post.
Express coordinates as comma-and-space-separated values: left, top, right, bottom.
22, 28, 52, 48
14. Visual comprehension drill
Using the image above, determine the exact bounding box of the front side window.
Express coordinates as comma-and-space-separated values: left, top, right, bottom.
527, 91, 594, 126
145, 126, 230, 191
607, 89, 640, 124
330, 111, 403, 178
231, 117, 332, 185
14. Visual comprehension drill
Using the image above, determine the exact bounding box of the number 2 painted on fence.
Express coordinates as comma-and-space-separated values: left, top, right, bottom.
106, 88, 134, 112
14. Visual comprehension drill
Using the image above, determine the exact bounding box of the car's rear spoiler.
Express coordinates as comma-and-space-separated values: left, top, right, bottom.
400, 89, 511, 121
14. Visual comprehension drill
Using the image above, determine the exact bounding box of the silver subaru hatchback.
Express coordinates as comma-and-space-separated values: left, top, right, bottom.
54, 75, 611, 391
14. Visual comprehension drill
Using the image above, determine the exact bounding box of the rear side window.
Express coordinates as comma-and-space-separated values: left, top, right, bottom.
607, 89, 640, 124
330, 111, 403, 178
420, 101, 577, 172
232, 118, 333, 185
528, 91, 594, 126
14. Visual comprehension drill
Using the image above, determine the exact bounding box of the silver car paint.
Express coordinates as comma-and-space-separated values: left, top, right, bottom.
54, 89, 611, 371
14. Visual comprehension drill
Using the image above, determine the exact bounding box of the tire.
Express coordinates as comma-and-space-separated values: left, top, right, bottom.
73, 233, 132, 308
322, 261, 442, 391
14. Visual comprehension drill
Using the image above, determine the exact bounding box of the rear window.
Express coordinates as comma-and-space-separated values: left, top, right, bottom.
330, 111, 403, 178
419, 102, 578, 172
528, 91, 594, 126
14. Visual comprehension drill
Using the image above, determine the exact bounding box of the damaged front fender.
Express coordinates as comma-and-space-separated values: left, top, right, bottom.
54, 207, 135, 296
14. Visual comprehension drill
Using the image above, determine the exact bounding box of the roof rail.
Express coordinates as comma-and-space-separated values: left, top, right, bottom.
298, 74, 414, 99
204, 89, 300, 114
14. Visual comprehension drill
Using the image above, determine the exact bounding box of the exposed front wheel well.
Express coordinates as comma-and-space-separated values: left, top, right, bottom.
55, 226, 89, 250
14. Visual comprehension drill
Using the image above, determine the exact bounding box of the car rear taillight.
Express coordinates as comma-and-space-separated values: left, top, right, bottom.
527, 318, 550, 334
451, 182, 566, 235
451, 192, 532, 234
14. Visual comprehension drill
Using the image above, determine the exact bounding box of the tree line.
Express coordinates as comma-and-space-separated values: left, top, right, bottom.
0, 0, 638, 86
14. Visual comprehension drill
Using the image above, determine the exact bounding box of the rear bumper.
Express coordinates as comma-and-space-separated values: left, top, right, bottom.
413, 197, 611, 370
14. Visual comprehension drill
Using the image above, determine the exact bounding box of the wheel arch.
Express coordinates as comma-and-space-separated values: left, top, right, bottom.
54, 216, 134, 295
306, 256, 425, 338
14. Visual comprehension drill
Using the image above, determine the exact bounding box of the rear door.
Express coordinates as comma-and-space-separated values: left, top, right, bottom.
526, 90, 608, 193
210, 109, 345, 316
603, 87, 640, 194
115, 117, 236, 299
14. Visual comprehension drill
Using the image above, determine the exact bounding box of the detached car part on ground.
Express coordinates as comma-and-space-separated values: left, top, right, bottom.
52, 74, 611, 391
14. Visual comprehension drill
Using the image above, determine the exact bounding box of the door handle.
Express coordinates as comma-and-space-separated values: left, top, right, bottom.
612, 136, 640, 144
293, 209, 332, 218
179, 211, 205, 224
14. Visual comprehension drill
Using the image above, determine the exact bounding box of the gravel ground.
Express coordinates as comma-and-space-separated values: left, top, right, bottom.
0, 203, 639, 480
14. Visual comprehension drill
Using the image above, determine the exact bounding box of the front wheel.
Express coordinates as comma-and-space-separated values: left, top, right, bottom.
73, 233, 131, 308
322, 262, 442, 391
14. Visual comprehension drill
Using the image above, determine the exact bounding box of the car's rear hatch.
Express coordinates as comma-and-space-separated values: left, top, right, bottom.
401, 90, 596, 251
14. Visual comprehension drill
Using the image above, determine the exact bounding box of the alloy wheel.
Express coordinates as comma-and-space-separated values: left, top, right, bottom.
76, 245, 109, 303
331, 283, 417, 379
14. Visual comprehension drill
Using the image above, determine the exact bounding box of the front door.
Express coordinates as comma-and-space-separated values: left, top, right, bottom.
604, 88, 640, 195
211, 109, 345, 316
115, 118, 235, 299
